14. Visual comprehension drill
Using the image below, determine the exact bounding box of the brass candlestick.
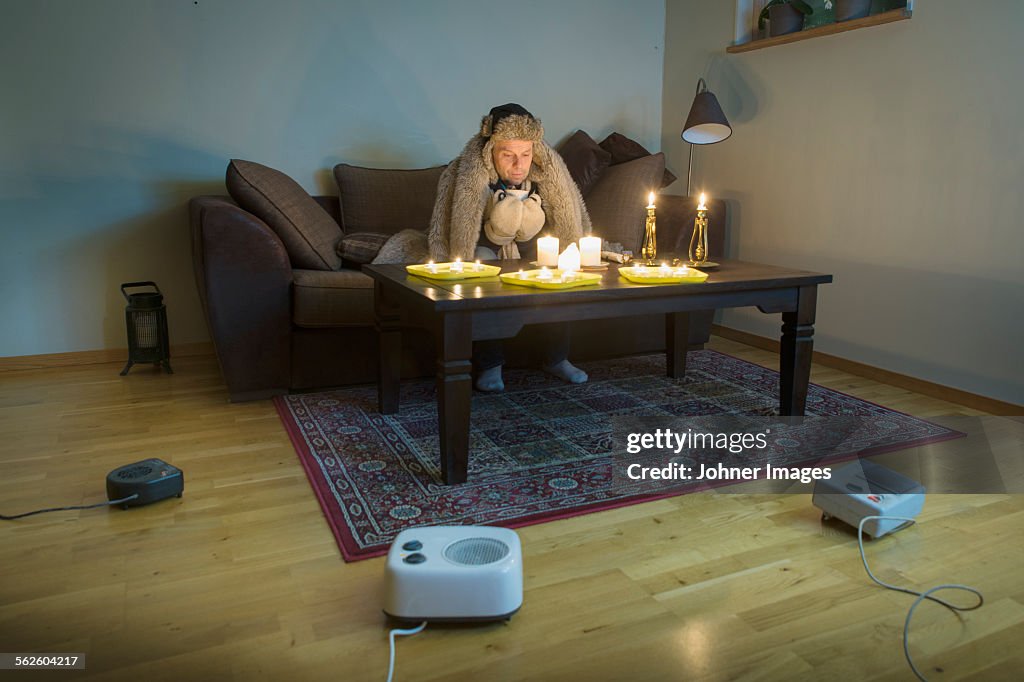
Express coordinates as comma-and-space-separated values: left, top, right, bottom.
688, 202, 708, 265
641, 204, 657, 263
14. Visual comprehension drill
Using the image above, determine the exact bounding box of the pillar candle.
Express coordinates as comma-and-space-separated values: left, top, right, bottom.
558, 243, 581, 273
537, 236, 559, 266
579, 236, 601, 266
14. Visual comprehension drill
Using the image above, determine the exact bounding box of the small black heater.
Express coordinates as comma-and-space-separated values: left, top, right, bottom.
119, 281, 173, 376
106, 458, 184, 508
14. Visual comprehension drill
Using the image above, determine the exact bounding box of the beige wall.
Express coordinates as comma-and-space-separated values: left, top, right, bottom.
663, 0, 1024, 404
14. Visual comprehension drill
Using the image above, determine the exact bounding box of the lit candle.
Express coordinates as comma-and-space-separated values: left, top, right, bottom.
636, 264, 647, 274
698, 192, 707, 211
558, 243, 581, 273
660, 262, 671, 276
538, 266, 553, 281
642, 192, 657, 263
518, 269, 526, 278
451, 258, 464, 273
474, 259, 483, 271
579, 235, 601, 267
537, 236, 559, 267
427, 260, 437, 273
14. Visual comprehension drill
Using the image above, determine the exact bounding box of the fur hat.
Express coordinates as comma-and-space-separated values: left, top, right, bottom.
479, 103, 544, 142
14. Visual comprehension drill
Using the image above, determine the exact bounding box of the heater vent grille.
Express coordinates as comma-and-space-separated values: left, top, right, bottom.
443, 538, 510, 566
117, 465, 153, 480
132, 311, 160, 348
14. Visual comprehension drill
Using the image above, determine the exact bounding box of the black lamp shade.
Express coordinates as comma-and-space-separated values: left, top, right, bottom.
682, 90, 732, 145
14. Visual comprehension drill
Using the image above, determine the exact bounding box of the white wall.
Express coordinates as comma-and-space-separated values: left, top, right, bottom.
663, 0, 1024, 404
0, 0, 665, 358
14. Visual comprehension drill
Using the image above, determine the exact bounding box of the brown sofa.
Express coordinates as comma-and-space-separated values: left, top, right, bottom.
189, 132, 725, 401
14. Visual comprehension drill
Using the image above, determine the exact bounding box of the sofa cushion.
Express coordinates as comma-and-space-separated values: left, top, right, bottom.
226, 159, 343, 270
584, 153, 666, 254
292, 269, 374, 328
557, 130, 612, 196
599, 133, 678, 188
333, 164, 445, 236
336, 232, 391, 266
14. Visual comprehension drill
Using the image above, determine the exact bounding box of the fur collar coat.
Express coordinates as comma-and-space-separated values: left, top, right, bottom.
427, 135, 591, 261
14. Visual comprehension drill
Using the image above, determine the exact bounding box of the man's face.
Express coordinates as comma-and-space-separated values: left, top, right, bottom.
491, 139, 533, 186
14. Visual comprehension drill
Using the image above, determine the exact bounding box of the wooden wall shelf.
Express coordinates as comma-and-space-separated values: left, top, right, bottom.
726, 7, 912, 54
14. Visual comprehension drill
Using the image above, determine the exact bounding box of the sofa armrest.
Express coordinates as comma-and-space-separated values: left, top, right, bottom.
189, 196, 292, 401
657, 195, 726, 260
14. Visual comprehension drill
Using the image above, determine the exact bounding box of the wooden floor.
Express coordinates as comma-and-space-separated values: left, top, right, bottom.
1, 337, 1021, 681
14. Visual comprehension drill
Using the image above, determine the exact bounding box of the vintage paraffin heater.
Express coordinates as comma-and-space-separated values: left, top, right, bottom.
119, 281, 173, 376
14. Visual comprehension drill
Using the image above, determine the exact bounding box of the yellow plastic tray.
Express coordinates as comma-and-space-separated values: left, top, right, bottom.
406, 262, 502, 280
499, 269, 602, 290
618, 266, 709, 284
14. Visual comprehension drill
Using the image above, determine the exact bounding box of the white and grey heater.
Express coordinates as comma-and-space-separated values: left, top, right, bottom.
383, 526, 523, 622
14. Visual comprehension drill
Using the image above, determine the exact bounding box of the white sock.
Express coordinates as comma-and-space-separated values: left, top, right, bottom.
476, 365, 504, 392
543, 359, 588, 384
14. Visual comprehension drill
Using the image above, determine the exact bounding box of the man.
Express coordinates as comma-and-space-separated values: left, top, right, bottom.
427, 103, 591, 392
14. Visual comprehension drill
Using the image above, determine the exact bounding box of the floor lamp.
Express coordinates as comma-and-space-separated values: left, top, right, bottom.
681, 78, 732, 197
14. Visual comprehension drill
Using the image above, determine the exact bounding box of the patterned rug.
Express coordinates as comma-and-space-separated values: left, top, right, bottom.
275, 350, 963, 561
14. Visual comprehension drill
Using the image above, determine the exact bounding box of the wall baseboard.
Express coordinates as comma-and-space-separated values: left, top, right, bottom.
0, 342, 215, 372
711, 325, 1022, 416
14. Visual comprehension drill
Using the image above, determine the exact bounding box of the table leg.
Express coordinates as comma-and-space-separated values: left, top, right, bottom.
436, 313, 472, 485
375, 281, 401, 415
780, 285, 817, 416
665, 312, 692, 379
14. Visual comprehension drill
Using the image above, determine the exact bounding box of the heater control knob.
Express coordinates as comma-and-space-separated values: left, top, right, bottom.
403, 553, 426, 564
402, 540, 423, 551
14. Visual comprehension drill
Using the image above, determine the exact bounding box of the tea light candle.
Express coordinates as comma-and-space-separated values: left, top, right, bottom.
538, 267, 553, 281
451, 258, 464, 273
537, 236, 559, 267
426, 261, 437, 273
474, 259, 483, 271
579, 235, 601, 267
518, 269, 526, 278
636, 264, 648, 274
660, 262, 671, 276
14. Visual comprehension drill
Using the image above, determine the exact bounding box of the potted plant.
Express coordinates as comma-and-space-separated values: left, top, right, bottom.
758, 0, 814, 37
834, 0, 872, 21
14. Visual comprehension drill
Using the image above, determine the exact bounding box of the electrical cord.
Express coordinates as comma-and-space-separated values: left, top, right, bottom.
857, 515, 984, 682
386, 621, 427, 682
1, 494, 139, 520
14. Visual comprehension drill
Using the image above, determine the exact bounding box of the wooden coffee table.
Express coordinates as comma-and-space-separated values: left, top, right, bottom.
364, 259, 833, 485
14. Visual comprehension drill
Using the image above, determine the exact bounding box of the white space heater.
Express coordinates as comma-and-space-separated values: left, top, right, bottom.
383, 526, 523, 622
812, 459, 925, 538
